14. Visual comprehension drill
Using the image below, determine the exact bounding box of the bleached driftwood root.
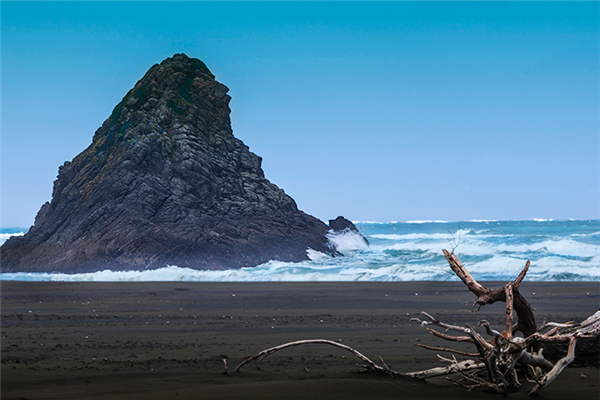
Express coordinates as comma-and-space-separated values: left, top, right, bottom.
235, 339, 400, 376
233, 250, 598, 396
411, 250, 600, 395
403, 357, 485, 379
235, 338, 483, 379
529, 336, 577, 395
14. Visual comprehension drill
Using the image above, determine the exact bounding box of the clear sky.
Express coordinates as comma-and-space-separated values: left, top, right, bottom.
2, 1, 599, 227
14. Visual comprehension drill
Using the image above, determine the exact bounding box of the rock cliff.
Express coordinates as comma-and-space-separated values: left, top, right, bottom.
1, 54, 338, 273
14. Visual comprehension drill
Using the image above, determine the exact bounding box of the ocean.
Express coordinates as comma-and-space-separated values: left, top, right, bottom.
1, 219, 598, 282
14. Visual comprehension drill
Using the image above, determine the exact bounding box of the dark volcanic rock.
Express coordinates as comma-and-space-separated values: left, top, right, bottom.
329, 216, 359, 233
1, 54, 338, 273
328, 216, 369, 246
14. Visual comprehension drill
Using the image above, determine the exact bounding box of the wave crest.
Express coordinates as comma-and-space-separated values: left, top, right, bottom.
1, 220, 598, 282
326, 229, 369, 254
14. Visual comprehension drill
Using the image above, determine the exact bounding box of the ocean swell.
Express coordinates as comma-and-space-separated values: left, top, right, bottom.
1, 220, 598, 282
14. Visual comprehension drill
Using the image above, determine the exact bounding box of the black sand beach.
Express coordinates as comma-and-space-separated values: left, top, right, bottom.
1, 281, 598, 399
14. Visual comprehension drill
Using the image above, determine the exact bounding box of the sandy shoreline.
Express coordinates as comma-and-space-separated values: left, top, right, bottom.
1, 281, 598, 399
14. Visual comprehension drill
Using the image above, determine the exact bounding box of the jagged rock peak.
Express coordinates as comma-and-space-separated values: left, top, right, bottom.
92, 53, 235, 159
1, 54, 337, 273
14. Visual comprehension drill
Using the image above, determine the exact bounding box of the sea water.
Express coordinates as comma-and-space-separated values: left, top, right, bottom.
1, 220, 598, 282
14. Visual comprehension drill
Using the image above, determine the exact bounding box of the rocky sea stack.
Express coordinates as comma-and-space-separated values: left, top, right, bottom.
2, 54, 344, 273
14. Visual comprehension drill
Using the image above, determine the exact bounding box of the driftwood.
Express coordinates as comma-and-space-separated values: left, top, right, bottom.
442, 250, 537, 338
235, 339, 400, 376
410, 250, 599, 394
403, 357, 485, 379
235, 250, 599, 395
529, 336, 577, 395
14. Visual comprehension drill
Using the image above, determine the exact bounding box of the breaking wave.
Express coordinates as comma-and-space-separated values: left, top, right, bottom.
1, 220, 598, 282
0, 231, 25, 245
326, 229, 369, 254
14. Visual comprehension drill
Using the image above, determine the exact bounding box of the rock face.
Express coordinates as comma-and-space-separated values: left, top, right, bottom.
329, 216, 360, 234
1, 54, 338, 273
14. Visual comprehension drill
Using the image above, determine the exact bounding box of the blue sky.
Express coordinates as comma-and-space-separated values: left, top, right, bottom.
2, 1, 599, 227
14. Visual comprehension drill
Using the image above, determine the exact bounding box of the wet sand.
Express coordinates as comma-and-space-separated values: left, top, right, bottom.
1, 281, 598, 399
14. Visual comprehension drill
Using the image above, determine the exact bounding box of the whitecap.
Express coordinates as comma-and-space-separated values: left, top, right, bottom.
326, 229, 369, 254
404, 220, 448, 224
1, 220, 597, 282
370, 228, 474, 241
306, 248, 329, 261
0, 232, 25, 245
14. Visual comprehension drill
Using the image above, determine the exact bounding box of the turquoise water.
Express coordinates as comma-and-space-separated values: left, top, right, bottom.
1, 219, 598, 281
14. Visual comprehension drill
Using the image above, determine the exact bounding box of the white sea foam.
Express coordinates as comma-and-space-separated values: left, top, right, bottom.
1, 220, 598, 282
494, 239, 599, 258
1, 255, 597, 282
370, 229, 473, 241
0, 263, 452, 282
571, 232, 600, 237
306, 248, 329, 261
326, 229, 369, 254
0, 232, 25, 245
369, 231, 598, 260
465, 255, 600, 281
405, 220, 448, 224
